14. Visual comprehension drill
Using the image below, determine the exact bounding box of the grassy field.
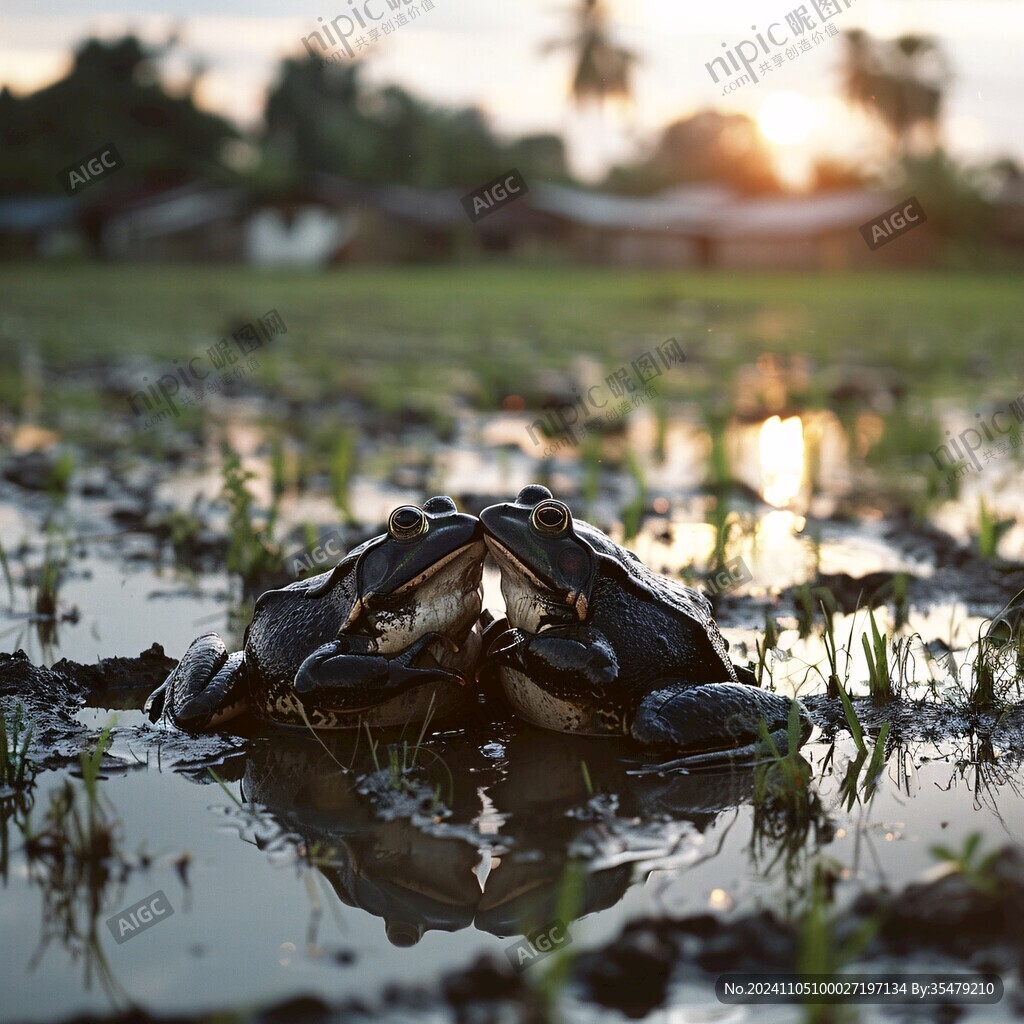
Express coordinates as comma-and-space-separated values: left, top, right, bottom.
0, 263, 1020, 430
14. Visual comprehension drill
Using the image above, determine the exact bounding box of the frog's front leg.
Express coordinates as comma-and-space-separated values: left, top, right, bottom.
630, 682, 809, 762
145, 633, 248, 732
293, 632, 464, 706
485, 624, 618, 691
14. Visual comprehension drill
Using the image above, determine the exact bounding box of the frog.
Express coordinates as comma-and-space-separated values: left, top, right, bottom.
479, 485, 807, 761
145, 496, 487, 732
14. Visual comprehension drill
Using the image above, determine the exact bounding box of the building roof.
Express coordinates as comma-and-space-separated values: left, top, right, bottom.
0, 178, 909, 250
106, 184, 245, 239
0, 197, 75, 232
528, 182, 734, 233
711, 190, 889, 239
369, 184, 467, 228
525, 183, 888, 238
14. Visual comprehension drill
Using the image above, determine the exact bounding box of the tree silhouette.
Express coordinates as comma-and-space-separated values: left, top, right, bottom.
0, 35, 237, 195
543, 0, 637, 107
841, 29, 951, 159
604, 110, 780, 195
262, 56, 568, 188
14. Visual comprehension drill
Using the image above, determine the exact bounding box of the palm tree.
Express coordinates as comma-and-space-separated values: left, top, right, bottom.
841, 29, 951, 158
543, 0, 637, 107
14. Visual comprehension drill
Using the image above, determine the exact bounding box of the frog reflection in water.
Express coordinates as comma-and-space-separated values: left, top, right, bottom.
481, 485, 808, 760
146, 497, 486, 731
236, 726, 777, 947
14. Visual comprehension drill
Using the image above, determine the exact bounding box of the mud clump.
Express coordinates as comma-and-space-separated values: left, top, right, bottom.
869, 844, 1024, 963
440, 955, 546, 1024
577, 847, 1024, 1015
0, 645, 241, 772
579, 919, 680, 1017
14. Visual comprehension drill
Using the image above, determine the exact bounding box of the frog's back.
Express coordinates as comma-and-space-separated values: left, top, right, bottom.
574, 518, 736, 684
574, 517, 720, 627
587, 574, 736, 689
245, 558, 360, 689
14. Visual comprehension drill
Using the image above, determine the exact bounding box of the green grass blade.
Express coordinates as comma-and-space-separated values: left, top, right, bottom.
580, 759, 593, 796
862, 720, 891, 799
0, 537, 14, 607
207, 767, 245, 810
836, 684, 866, 752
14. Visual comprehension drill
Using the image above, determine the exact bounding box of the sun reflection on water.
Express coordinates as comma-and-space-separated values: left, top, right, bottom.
759, 414, 805, 508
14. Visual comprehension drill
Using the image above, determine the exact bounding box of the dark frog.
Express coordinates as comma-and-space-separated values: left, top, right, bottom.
146, 497, 486, 732
480, 485, 808, 760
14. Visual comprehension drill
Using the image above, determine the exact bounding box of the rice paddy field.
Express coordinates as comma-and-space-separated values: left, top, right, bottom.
1, 262, 1023, 1024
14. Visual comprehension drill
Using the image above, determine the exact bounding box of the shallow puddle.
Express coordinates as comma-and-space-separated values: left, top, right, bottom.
2, 398, 1023, 1022
2, 721, 1021, 1021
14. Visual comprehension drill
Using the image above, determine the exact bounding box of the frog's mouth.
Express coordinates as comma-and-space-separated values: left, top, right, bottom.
381, 539, 487, 599
345, 538, 487, 637
483, 534, 588, 620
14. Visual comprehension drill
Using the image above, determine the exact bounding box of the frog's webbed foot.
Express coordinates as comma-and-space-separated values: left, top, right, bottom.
293, 632, 465, 702
485, 624, 618, 688
630, 682, 809, 764
733, 664, 758, 686
145, 633, 248, 732
478, 611, 509, 654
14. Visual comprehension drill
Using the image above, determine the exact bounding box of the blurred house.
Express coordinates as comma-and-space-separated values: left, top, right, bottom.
0, 197, 77, 258
98, 183, 359, 265
524, 183, 731, 267
2, 177, 941, 269
344, 184, 465, 262
99, 185, 245, 261
710, 190, 935, 270
993, 177, 1024, 250
524, 184, 937, 269
92, 178, 545, 265
245, 195, 358, 266
343, 182, 561, 263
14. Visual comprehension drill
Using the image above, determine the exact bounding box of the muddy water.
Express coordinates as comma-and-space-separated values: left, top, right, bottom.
2, 724, 1021, 1021
1, 403, 1023, 1022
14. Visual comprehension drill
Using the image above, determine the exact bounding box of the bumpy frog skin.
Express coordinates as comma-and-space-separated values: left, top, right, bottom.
145, 496, 486, 732
480, 485, 807, 760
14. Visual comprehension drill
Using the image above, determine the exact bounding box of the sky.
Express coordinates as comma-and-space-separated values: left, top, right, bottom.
1, 0, 1022, 186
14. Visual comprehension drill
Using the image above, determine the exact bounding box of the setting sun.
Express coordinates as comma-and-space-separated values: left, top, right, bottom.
757, 91, 817, 145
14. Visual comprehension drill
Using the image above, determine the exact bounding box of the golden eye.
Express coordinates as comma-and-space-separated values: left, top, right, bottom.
388, 505, 426, 540
531, 499, 571, 534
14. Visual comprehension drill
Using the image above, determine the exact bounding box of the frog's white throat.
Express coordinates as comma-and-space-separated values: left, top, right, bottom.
483, 536, 587, 630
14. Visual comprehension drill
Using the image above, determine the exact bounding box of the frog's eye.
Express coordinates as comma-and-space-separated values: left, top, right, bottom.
388, 505, 427, 540
531, 499, 571, 534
